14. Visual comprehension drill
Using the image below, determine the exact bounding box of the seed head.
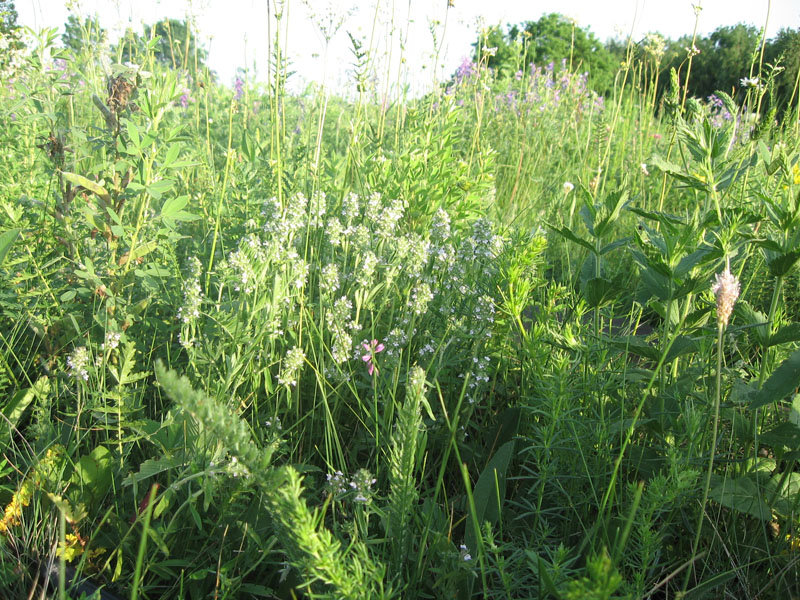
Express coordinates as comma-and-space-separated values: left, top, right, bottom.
712, 266, 740, 328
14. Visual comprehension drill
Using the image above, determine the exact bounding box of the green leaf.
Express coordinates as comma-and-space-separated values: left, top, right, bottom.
708, 475, 771, 520
123, 455, 184, 487
663, 335, 698, 363
612, 336, 660, 361
46, 493, 87, 524
126, 120, 141, 150
0, 378, 48, 450
147, 179, 175, 200
547, 224, 595, 254
594, 189, 628, 239
129, 240, 159, 262
71, 445, 114, 506
162, 143, 181, 168
736, 301, 769, 346
760, 422, 800, 452
168, 210, 200, 222
767, 323, 800, 348
767, 250, 800, 278
583, 277, 617, 307
61, 171, 111, 205
465, 440, 515, 554
599, 238, 631, 256
135, 265, 171, 278
750, 348, 800, 410
160, 195, 189, 219
0, 228, 21, 267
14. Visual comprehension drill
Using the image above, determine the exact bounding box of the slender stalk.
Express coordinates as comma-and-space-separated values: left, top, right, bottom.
682, 323, 724, 593
205, 99, 236, 292
131, 484, 158, 600
58, 510, 66, 600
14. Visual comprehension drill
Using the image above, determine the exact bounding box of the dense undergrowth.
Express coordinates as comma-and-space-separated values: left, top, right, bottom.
1, 11, 800, 600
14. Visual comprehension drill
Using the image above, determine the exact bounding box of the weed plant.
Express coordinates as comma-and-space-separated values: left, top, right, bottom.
1, 6, 800, 600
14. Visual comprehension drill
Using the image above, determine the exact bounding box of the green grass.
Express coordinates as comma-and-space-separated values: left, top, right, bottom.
1, 10, 800, 600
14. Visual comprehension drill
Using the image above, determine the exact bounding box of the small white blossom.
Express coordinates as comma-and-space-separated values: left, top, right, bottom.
712, 265, 740, 328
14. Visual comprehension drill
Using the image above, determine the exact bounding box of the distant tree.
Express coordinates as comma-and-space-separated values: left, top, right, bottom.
116, 18, 207, 73
0, 0, 18, 36
62, 14, 107, 54
660, 25, 761, 103
472, 25, 516, 73
471, 14, 617, 92
765, 27, 800, 110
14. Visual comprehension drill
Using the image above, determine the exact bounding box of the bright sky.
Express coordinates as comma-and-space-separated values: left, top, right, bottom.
17, 0, 800, 95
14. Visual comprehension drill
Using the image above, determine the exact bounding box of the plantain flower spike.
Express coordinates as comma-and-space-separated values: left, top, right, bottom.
712, 261, 740, 329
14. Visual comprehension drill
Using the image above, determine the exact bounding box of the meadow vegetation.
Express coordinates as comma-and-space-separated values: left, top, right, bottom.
1, 3, 800, 598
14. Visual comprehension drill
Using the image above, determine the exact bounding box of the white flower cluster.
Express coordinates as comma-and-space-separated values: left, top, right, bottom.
277, 346, 306, 387
325, 468, 377, 504
67, 346, 90, 381
102, 331, 121, 352
177, 266, 203, 325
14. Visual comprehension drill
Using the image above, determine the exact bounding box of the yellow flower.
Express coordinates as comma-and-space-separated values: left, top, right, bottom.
56, 533, 84, 562
793, 164, 800, 186
0, 480, 33, 535
787, 533, 800, 552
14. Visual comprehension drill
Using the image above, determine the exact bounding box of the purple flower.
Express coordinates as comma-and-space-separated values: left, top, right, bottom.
361, 339, 385, 376
455, 57, 477, 83
180, 88, 190, 108
234, 76, 244, 101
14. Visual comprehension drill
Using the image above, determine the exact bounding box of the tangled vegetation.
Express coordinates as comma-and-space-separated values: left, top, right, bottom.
1, 4, 800, 599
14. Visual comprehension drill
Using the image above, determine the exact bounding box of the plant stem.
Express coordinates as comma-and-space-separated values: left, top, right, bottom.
683, 322, 725, 593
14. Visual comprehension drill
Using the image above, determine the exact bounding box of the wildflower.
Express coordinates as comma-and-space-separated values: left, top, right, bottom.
739, 76, 762, 90
455, 57, 477, 83
0, 480, 33, 536
459, 544, 472, 561
562, 181, 575, 194
56, 533, 85, 562
326, 470, 348, 495
361, 339, 385, 376
640, 163, 650, 176
67, 347, 90, 381
234, 76, 244, 100
349, 469, 377, 503
277, 346, 306, 386
685, 44, 700, 57
320, 263, 340, 294
102, 331, 121, 352
410, 282, 434, 316
712, 264, 740, 328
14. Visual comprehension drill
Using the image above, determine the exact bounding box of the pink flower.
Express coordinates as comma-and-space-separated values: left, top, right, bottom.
362, 339, 385, 376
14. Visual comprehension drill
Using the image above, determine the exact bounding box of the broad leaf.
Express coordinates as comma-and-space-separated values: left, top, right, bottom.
751, 348, 800, 410
709, 475, 771, 521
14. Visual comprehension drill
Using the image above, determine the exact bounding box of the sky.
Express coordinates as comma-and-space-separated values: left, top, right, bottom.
16, 0, 800, 95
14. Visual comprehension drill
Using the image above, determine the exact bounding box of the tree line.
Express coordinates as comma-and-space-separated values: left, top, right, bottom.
473, 13, 799, 113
